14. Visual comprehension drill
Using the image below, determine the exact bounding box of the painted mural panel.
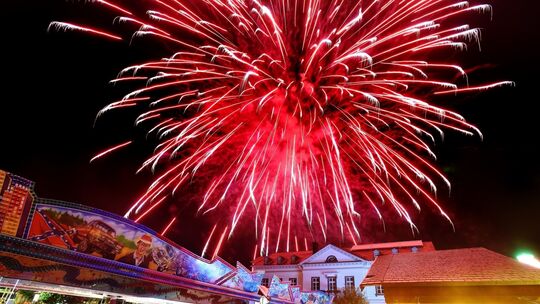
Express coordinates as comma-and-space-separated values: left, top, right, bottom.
268, 275, 292, 300
299, 291, 334, 304
222, 263, 264, 292
26, 203, 234, 284
0, 168, 265, 298
291, 287, 301, 301
0, 252, 124, 291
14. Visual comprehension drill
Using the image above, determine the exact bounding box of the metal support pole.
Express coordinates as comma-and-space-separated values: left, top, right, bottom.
5, 279, 19, 303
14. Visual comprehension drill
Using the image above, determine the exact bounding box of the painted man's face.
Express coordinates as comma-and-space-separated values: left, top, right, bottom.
136, 240, 151, 255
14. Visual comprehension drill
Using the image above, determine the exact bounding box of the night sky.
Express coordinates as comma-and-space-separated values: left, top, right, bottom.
1, 0, 538, 265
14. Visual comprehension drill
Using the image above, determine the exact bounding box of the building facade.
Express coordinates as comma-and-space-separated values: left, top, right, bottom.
0, 169, 34, 237
252, 240, 436, 303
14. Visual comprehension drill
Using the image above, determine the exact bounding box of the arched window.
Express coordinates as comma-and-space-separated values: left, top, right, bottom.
325, 255, 338, 263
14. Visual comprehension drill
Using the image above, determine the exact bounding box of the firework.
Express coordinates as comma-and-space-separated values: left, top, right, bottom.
50, 0, 512, 255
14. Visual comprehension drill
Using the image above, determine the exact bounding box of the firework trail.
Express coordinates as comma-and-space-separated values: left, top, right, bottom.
50, 0, 512, 256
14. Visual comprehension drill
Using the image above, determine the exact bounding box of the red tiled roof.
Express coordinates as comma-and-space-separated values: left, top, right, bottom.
362, 247, 540, 286
351, 240, 425, 251
350, 241, 435, 261
252, 240, 436, 265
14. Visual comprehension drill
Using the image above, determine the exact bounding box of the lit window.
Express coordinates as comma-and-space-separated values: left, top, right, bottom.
376, 285, 384, 295
328, 276, 337, 291
289, 278, 297, 286
311, 277, 320, 291
261, 278, 269, 287
345, 276, 355, 289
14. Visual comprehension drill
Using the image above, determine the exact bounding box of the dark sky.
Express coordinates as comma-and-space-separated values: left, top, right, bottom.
1, 0, 538, 265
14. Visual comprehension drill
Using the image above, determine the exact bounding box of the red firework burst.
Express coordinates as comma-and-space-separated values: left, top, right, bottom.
49, 0, 512, 256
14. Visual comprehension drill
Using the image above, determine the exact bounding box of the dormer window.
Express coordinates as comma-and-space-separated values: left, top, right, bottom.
291, 255, 299, 264
325, 255, 338, 263
277, 256, 285, 265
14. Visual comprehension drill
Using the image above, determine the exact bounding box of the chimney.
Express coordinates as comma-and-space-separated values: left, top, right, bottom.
312, 242, 319, 253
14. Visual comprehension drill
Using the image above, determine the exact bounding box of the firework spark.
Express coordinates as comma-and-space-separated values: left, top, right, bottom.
53, 0, 511, 255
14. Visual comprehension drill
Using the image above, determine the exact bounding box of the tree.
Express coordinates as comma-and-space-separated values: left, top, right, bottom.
15, 290, 35, 304
38, 292, 64, 304
332, 288, 368, 304
37, 292, 86, 304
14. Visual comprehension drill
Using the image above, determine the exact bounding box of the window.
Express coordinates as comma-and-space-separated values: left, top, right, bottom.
327, 276, 336, 291
279, 277, 284, 282
289, 278, 297, 286
376, 285, 384, 296
325, 255, 338, 263
345, 276, 355, 289
311, 277, 320, 290
261, 278, 269, 287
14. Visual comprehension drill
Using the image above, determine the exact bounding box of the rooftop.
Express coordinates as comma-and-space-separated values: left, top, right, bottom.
351, 240, 427, 251
362, 247, 540, 287
252, 240, 435, 266
350, 240, 435, 261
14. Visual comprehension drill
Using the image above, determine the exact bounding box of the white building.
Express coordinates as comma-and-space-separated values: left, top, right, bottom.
252, 240, 436, 303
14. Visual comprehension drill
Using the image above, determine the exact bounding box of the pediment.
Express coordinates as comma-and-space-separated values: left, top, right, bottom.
300, 244, 366, 264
